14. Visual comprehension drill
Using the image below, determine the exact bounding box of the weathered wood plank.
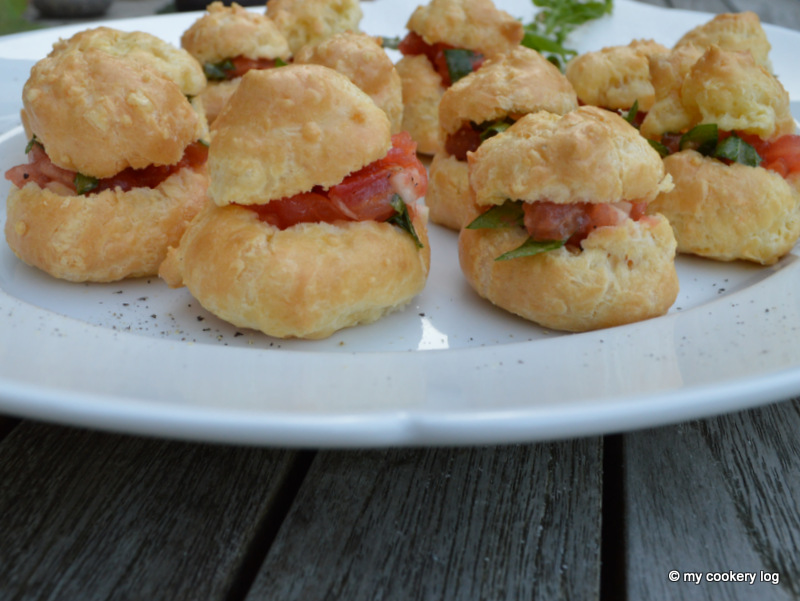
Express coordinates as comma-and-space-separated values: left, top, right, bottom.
245, 441, 603, 601
0, 421, 309, 601
625, 400, 800, 601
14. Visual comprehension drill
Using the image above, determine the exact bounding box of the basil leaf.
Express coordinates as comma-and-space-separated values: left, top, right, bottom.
381, 36, 401, 50
466, 201, 525, 229
444, 48, 481, 84
74, 173, 99, 195
495, 237, 565, 261
623, 99, 639, 125
523, 0, 613, 69
680, 123, 718, 155
25, 135, 41, 154
203, 60, 234, 81
714, 134, 762, 167
648, 139, 670, 158
274, 57, 289, 67
388, 195, 423, 248
478, 118, 514, 142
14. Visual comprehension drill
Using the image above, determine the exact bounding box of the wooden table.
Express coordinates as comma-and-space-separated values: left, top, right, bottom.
2, 1, 800, 599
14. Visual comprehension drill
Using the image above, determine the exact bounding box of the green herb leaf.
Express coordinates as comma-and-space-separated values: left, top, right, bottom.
274, 57, 289, 67
680, 123, 718, 155
444, 48, 481, 84
522, 0, 613, 69
478, 118, 514, 142
623, 99, 639, 125
714, 134, 762, 167
648, 139, 670, 158
74, 173, 99, 195
25, 135, 42, 154
388, 195, 423, 248
203, 60, 235, 81
466, 201, 525, 230
381, 36, 401, 50
495, 237, 565, 261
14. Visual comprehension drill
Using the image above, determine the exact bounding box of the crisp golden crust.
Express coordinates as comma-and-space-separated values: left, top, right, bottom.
181, 1, 290, 65
50, 26, 206, 97
426, 152, 480, 230
195, 78, 241, 126
159, 203, 431, 339
675, 11, 771, 69
5, 167, 208, 282
565, 39, 668, 111
294, 32, 403, 134
641, 46, 793, 140
458, 215, 679, 332
469, 107, 673, 207
406, 0, 524, 57
208, 65, 391, 206
23, 49, 202, 178
647, 151, 800, 265
396, 54, 445, 155
267, 0, 362, 55
438, 45, 578, 137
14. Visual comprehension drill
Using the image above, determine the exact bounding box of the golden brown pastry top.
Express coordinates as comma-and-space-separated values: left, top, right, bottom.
180, 2, 290, 65
438, 45, 578, 136
469, 106, 673, 206
49, 26, 206, 97
406, 0, 524, 57
293, 32, 403, 133
266, 0, 362, 55
641, 45, 794, 140
208, 64, 391, 206
23, 49, 202, 178
674, 11, 771, 69
565, 39, 668, 111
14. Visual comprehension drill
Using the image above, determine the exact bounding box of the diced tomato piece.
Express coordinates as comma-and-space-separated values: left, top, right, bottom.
248, 191, 349, 229
225, 56, 280, 80
741, 133, 800, 178
249, 132, 427, 229
523, 200, 642, 247
445, 123, 482, 161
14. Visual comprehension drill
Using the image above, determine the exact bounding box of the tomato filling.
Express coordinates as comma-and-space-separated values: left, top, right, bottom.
736, 132, 800, 178
523, 200, 648, 247
660, 130, 800, 178
445, 123, 484, 161
223, 56, 282, 80
247, 131, 428, 229
4, 141, 208, 195
398, 31, 483, 87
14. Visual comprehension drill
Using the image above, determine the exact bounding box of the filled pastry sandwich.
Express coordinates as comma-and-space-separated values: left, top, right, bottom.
4, 44, 208, 283
426, 45, 578, 230
459, 106, 678, 332
181, 1, 290, 124
395, 0, 523, 154
159, 65, 430, 339
642, 45, 800, 265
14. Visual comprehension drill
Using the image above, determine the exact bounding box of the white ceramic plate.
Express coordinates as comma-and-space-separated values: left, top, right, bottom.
1, 0, 800, 447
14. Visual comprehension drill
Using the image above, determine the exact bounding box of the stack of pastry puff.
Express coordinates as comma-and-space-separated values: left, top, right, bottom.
640, 13, 800, 265
4, 27, 209, 282
394, 0, 524, 155
459, 106, 679, 332
426, 45, 578, 230
159, 65, 430, 339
